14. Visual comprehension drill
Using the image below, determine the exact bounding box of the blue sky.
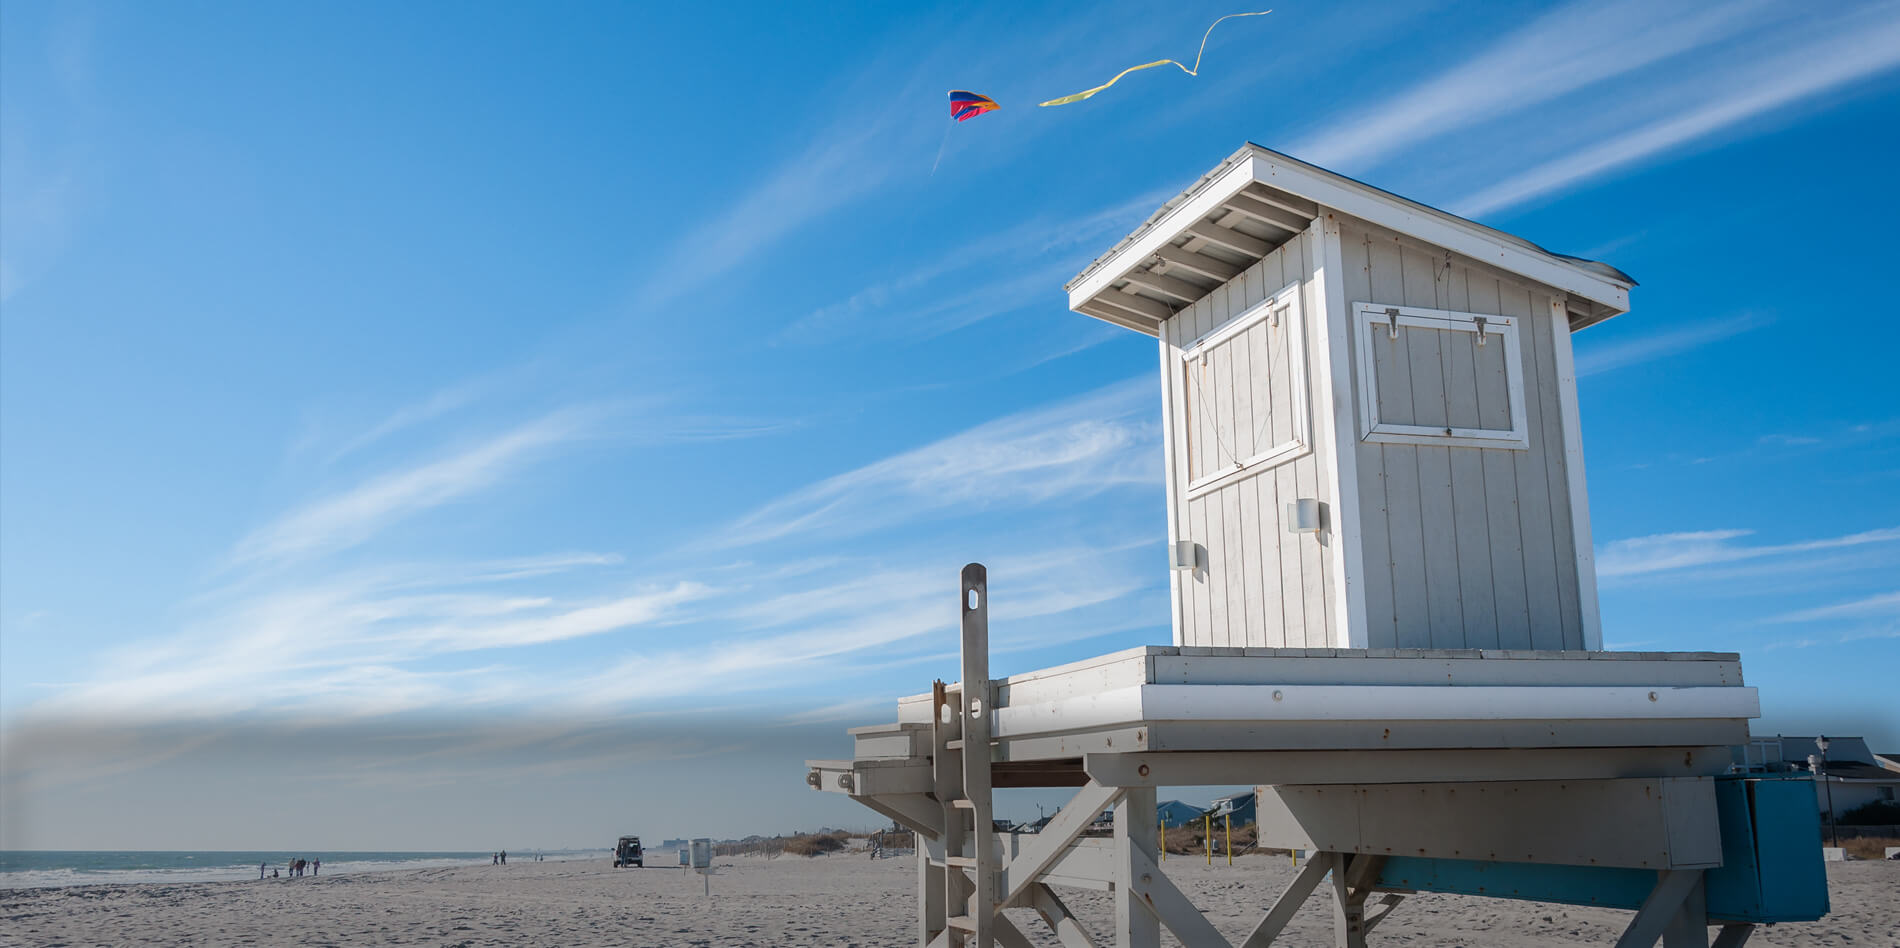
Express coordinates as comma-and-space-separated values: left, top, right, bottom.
3, 0, 1897, 849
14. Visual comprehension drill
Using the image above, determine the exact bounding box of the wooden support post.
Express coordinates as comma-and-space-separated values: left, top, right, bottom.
1225, 813, 1232, 866
1205, 813, 1212, 866
1114, 787, 1161, 948
1661, 873, 1708, 948
954, 563, 996, 947
920, 846, 946, 946
1330, 852, 1368, 948
1615, 870, 1703, 948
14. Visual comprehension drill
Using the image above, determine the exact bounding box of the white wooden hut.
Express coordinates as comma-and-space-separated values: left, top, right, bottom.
1066, 143, 1631, 653
805, 146, 1817, 948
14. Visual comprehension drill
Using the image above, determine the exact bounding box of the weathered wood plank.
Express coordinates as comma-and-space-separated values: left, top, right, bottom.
1467, 273, 1522, 650
1187, 292, 1216, 645
1294, 234, 1329, 646
1501, 284, 1564, 649
1247, 263, 1285, 647
1214, 280, 1247, 648
1370, 235, 1430, 648
1269, 244, 1309, 645
1401, 243, 1465, 646
1233, 269, 1268, 647
1530, 291, 1582, 649
1343, 226, 1398, 649
1444, 264, 1499, 649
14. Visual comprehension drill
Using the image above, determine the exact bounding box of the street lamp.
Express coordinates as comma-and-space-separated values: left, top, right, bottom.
1815, 735, 1838, 848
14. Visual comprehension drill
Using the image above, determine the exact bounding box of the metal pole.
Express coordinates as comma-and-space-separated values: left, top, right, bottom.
1822, 774, 1837, 847
1205, 813, 1212, 866
1226, 812, 1233, 866
1159, 817, 1165, 862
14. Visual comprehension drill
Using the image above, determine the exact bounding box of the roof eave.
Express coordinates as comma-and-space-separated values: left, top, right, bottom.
1068, 144, 1635, 332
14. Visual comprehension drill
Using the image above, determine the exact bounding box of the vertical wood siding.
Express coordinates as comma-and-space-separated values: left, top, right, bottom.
1338, 220, 1583, 649
1161, 232, 1332, 648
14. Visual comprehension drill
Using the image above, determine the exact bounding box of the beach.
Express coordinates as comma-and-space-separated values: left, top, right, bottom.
3, 850, 1894, 946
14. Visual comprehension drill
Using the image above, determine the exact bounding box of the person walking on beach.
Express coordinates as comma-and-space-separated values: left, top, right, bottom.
500, 850, 507, 865
259, 862, 266, 880
313, 858, 319, 876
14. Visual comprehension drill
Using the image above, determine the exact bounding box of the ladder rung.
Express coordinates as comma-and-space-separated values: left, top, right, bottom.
950, 799, 978, 809
945, 739, 964, 750
947, 916, 979, 931
945, 855, 978, 868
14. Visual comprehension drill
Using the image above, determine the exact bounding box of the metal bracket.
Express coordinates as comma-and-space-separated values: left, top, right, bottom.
1385, 307, 1400, 340
1473, 315, 1488, 347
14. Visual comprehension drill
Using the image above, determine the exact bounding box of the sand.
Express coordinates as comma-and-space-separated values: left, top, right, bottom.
3, 851, 1895, 946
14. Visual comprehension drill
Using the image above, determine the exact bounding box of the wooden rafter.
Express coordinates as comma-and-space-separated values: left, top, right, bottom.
1187, 220, 1271, 257
1244, 183, 1320, 219
1154, 245, 1243, 282
1224, 193, 1312, 234
1094, 289, 1174, 322
1122, 268, 1211, 304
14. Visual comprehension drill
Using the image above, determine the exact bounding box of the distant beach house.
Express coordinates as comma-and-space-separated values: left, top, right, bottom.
1736, 736, 1900, 825
1157, 800, 1204, 828
1208, 790, 1257, 826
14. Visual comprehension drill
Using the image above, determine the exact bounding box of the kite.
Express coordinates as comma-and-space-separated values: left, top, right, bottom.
949, 90, 1001, 122
1038, 9, 1272, 107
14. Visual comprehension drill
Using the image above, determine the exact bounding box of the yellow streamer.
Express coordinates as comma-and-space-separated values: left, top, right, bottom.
1038, 10, 1272, 107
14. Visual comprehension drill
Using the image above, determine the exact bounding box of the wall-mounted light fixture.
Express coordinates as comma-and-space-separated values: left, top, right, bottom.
1286, 499, 1321, 533
1169, 540, 1197, 571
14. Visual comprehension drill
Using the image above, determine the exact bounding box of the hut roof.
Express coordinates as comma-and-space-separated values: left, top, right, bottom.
1067, 144, 1636, 338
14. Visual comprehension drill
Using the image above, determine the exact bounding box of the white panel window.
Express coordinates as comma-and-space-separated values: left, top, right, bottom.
1179, 281, 1309, 497
1353, 302, 1529, 449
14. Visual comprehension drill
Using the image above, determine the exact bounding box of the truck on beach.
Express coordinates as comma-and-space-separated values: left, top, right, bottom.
611, 836, 643, 868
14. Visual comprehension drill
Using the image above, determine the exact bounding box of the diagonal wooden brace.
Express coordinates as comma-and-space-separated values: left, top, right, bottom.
1241, 856, 1331, 948
998, 780, 1124, 906
1128, 847, 1233, 947
1025, 884, 1098, 948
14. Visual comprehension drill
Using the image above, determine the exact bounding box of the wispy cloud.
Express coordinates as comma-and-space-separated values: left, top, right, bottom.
25, 377, 1165, 724
1293, 0, 1773, 171
322, 383, 487, 464
232, 408, 597, 566
1454, 4, 1900, 214
1574, 312, 1770, 377
1598, 526, 1900, 578
713, 378, 1155, 549
1763, 591, 1900, 624
781, 189, 1172, 345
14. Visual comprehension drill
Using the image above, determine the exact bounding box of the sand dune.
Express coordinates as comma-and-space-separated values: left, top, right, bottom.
3, 850, 1894, 946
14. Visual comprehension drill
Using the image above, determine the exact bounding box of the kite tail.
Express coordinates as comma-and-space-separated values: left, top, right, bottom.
930, 120, 953, 176
1038, 9, 1272, 107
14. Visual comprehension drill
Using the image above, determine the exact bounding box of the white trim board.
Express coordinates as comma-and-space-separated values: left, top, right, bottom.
1313, 214, 1368, 649
1353, 302, 1530, 450
1549, 297, 1604, 650
1178, 279, 1310, 498
990, 684, 1761, 737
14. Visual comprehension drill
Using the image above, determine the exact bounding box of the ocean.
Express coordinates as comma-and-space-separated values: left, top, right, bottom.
0, 850, 602, 889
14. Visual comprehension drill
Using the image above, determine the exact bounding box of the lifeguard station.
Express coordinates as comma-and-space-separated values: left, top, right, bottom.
805, 145, 1826, 948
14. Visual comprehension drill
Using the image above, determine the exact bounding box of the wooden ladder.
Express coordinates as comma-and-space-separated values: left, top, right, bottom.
932, 563, 996, 947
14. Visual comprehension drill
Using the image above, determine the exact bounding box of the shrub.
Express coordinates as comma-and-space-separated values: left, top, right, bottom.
1838, 800, 1900, 825
1840, 836, 1898, 861
782, 831, 849, 857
